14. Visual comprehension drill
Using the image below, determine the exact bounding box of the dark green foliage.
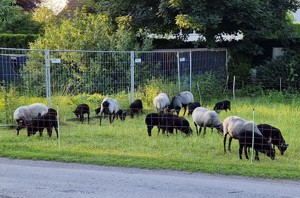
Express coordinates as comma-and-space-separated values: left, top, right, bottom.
0, 34, 38, 48
255, 52, 300, 91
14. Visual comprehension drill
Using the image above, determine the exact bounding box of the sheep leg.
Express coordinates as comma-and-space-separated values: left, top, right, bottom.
47, 128, 52, 137
194, 123, 199, 135
244, 146, 249, 159
228, 136, 233, 152
87, 113, 90, 124
80, 115, 84, 124
239, 144, 243, 159
223, 134, 227, 153
183, 107, 187, 116
100, 113, 103, 125
254, 150, 260, 161
147, 126, 153, 136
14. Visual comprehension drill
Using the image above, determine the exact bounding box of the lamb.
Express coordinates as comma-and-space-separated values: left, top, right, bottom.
145, 113, 162, 136
188, 102, 201, 115
128, 99, 143, 118
73, 104, 90, 124
26, 111, 58, 138
13, 103, 48, 135
153, 93, 170, 114
160, 113, 193, 135
167, 91, 194, 116
238, 130, 275, 161
257, 124, 288, 155
192, 107, 223, 136
95, 97, 126, 125
213, 100, 231, 113
223, 116, 262, 153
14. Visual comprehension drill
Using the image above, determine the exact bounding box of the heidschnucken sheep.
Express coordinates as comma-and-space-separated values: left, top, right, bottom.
192, 107, 223, 136
95, 97, 126, 125
167, 91, 194, 116
238, 130, 275, 161
73, 104, 90, 124
223, 116, 262, 153
160, 113, 193, 135
145, 113, 162, 136
26, 111, 58, 138
153, 93, 170, 114
213, 100, 231, 113
257, 124, 288, 155
13, 103, 48, 135
128, 99, 143, 118
188, 102, 201, 116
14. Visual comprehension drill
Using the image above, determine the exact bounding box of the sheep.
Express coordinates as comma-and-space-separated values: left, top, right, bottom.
192, 107, 223, 136
95, 97, 126, 125
257, 124, 288, 155
167, 91, 194, 116
160, 113, 193, 136
128, 99, 143, 118
145, 113, 162, 136
26, 112, 58, 138
153, 93, 170, 114
223, 116, 262, 153
213, 100, 231, 113
188, 102, 201, 115
13, 103, 48, 135
73, 104, 90, 124
238, 130, 275, 161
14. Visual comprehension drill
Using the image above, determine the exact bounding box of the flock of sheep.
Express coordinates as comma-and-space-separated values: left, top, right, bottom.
12, 91, 289, 161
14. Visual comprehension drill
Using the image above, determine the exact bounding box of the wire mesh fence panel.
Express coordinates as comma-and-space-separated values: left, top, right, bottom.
0, 48, 228, 126
0, 48, 45, 125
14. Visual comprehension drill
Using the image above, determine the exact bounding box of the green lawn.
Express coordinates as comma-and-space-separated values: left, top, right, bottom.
0, 97, 299, 180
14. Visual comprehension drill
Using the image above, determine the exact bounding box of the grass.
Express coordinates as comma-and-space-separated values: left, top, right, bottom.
0, 97, 300, 180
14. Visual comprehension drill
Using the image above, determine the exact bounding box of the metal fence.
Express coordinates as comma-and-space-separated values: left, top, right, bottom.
0, 47, 227, 125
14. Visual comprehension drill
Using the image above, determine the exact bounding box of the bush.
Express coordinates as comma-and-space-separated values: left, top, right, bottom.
0, 34, 39, 48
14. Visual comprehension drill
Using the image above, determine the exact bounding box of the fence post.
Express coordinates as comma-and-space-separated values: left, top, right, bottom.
44, 50, 51, 107
233, 75, 236, 100
189, 51, 192, 92
130, 51, 135, 103
177, 51, 181, 92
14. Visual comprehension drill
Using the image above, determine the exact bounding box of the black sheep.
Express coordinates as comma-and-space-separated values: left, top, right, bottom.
160, 113, 193, 135
238, 130, 275, 161
257, 124, 288, 155
128, 99, 143, 118
26, 112, 58, 138
73, 104, 90, 124
213, 100, 231, 113
188, 102, 201, 115
145, 113, 162, 136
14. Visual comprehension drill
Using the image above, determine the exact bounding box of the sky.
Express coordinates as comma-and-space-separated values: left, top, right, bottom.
294, 10, 300, 22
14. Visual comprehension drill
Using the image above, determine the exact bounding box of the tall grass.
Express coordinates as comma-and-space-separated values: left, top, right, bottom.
0, 95, 300, 180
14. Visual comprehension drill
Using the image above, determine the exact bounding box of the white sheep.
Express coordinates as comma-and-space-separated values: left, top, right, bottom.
95, 97, 126, 125
168, 91, 194, 116
192, 107, 223, 136
153, 93, 170, 113
223, 116, 262, 153
13, 103, 48, 135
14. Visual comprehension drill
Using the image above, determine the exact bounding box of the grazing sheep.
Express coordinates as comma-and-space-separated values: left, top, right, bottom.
188, 102, 201, 115
192, 107, 223, 136
238, 130, 275, 161
145, 113, 162, 136
26, 112, 58, 138
168, 91, 194, 116
95, 97, 126, 125
128, 99, 143, 118
13, 103, 48, 135
73, 104, 90, 124
257, 124, 288, 155
214, 100, 231, 113
223, 116, 262, 153
153, 93, 170, 114
160, 113, 193, 135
